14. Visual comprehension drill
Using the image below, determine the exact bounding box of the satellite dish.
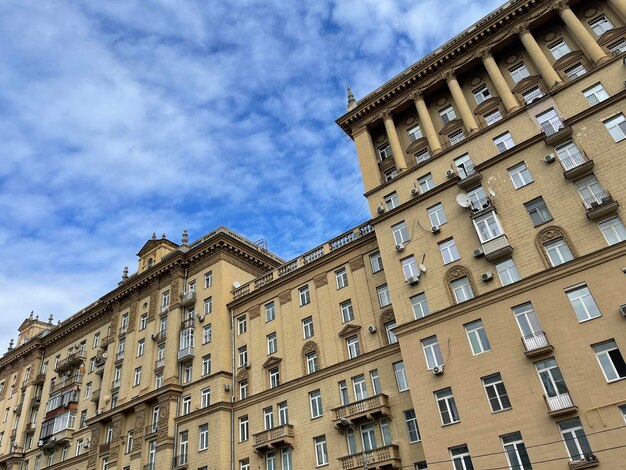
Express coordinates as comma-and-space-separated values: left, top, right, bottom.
419, 264, 427, 273
488, 187, 496, 197
232, 280, 241, 289
456, 193, 471, 208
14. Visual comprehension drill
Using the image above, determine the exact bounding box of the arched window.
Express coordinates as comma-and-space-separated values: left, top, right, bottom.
302, 342, 319, 375
445, 266, 476, 304
536, 226, 575, 268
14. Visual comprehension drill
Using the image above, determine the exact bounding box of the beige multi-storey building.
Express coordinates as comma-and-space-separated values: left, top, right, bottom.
2, 0, 626, 469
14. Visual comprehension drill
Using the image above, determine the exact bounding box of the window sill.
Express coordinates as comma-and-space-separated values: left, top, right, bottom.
441, 421, 461, 427
606, 377, 626, 384
491, 407, 512, 414
578, 315, 602, 324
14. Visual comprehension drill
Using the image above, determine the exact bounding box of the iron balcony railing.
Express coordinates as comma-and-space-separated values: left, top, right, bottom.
565, 64, 586, 80
524, 88, 543, 103
559, 151, 590, 172
582, 190, 614, 211
544, 391, 576, 414
522, 331, 551, 353
540, 118, 565, 137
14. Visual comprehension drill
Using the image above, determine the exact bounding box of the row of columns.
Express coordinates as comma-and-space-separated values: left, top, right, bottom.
358, 0, 615, 192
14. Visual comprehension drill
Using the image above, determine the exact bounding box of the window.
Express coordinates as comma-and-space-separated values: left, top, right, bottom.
84, 381, 92, 399
200, 324, 212, 344
535, 358, 569, 398
608, 39, 626, 54
352, 374, 367, 401
509, 63, 530, 83
306, 351, 318, 374
589, 15, 613, 36
566, 285, 601, 321
238, 346, 248, 367
187, 280, 196, 293
239, 416, 248, 442
139, 314, 148, 331
411, 293, 430, 319
549, 40, 571, 60
278, 401, 288, 425
524, 197, 552, 226
269, 367, 280, 388
436, 388, 460, 425
198, 423, 208, 450
559, 418, 594, 462
202, 354, 212, 376
407, 125, 423, 142
369, 251, 383, 273
385, 321, 397, 344
182, 363, 192, 383
544, 239, 574, 267
155, 373, 163, 389
281, 449, 292, 470
473, 211, 504, 243
370, 369, 381, 395
508, 162, 533, 189
473, 85, 491, 104
162, 290, 170, 309
599, 216, 626, 245
378, 144, 392, 161
391, 222, 410, 246
133, 367, 142, 387
182, 395, 191, 415
427, 203, 447, 228
346, 336, 360, 359
523, 86, 543, 103
439, 105, 456, 124
267, 333, 277, 355
493, 132, 514, 153
299, 286, 310, 306
340, 300, 354, 323
335, 268, 349, 289
496, 259, 520, 285
239, 381, 248, 400
384, 192, 399, 211
417, 173, 434, 193
201, 387, 211, 408
265, 302, 275, 322
314, 436, 328, 467
451, 277, 474, 303
415, 148, 430, 164
576, 175, 604, 204
401, 256, 420, 281
266, 452, 276, 470
240, 459, 250, 470
422, 336, 443, 370
620, 404, 626, 424
404, 410, 420, 443
485, 109, 502, 126
438, 239, 460, 265
204, 271, 212, 288
593, 340, 626, 382
302, 316, 314, 339
415, 463, 428, 470
93, 333, 100, 349
604, 114, 626, 142
377, 285, 391, 307
583, 83, 609, 105
137, 339, 145, 357
309, 390, 323, 418
383, 168, 398, 182
502, 432, 531, 470
203, 297, 212, 315
483, 373, 511, 412
394, 362, 408, 391
237, 316, 247, 335
450, 445, 473, 469
449, 130, 465, 145
465, 320, 491, 355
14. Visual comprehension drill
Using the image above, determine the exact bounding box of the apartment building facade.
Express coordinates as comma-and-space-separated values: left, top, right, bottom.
1, 0, 626, 469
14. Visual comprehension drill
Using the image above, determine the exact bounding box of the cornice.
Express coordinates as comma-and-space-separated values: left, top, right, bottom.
0, 339, 42, 369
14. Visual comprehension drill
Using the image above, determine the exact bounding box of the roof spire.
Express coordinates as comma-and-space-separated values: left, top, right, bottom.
152, 232, 157, 240
181, 229, 189, 245
347, 85, 357, 111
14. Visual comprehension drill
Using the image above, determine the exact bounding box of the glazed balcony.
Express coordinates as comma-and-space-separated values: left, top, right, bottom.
568, 454, 599, 469
544, 392, 577, 416
39, 429, 73, 450
332, 394, 391, 424
338, 444, 401, 470
177, 346, 194, 362
582, 191, 619, 221
541, 118, 572, 145
252, 424, 295, 453
456, 162, 481, 189
522, 331, 554, 357
181, 291, 197, 307
559, 151, 594, 180
481, 234, 513, 262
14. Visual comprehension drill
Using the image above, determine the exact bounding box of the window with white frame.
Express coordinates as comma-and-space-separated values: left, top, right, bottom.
464, 319, 491, 355
451, 277, 474, 303
269, 367, 280, 388
523, 86, 543, 103
589, 15, 613, 36
281, 448, 292, 470
544, 239, 574, 267
201, 387, 210, 408
306, 351, 318, 374
314, 435, 328, 467
238, 346, 248, 367
267, 333, 277, 355
404, 409, 420, 443
567, 284, 602, 319
415, 148, 430, 164
509, 63, 530, 84
439, 105, 456, 125
450, 445, 473, 469
237, 316, 247, 335
239, 381, 247, 400
599, 216, 626, 245
482, 373, 511, 412
473, 211, 504, 243
525, 197, 552, 226
619, 405, 626, 424
394, 362, 409, 391
383, 168, 398, 182
137, 339, 145, 357
139, 314, 148, 330
592, 340, 626, 382
449, 130, 465, 145
501, 432, 532, 469
360, 422, 377, 451
202, 354, 211, 376
411, 293, 430, 319
549, 40, 571, 60
427, 203, 447, 228
535, 357, 569, 398
583, 83, 609, 105
391, 221, 410, 246
485, 109, 503, 126
493, 132, 514, 153
495, 258, 520, 286
299, 286, 310, 306
133, 367, 142, 386
346, 336, 360, 359
198, 423, 208, 451
370, 370, 381, 395
407, 125, 423, 142
187, 280, 196, 293
418, 173, 434, 194
438, 238, 460, 264
384, 192, 399, 211
558, 418, 594, 462
182, 363, 192, 384
202, 323, 212, 344
604, 114, 626, 142
508, 162, 533, 189
608, 39, 626, 54
264, 407, 274, 431
575, 174, 604, 203
565, 62, 587, 80
385, 321, 397, 344
238, 416, 248, 442
436, 388, 460, 425
401, 256, 420, 281
182, 395, 191, 415
204, 271, 212, 288
377, 284, 391, 307
473, 85, 491, 104
278, 401, 288, 425
203, 297, 212, 315
302, 316, 314, 339
340, 300, 354, 323
421, 336, 443, 370
378, 144, 392, 161
266, 451, 275, 470
335, 268, 348, 289
369, 251, 383, 273
309, 390, 323, 418
352, 374, 367, 401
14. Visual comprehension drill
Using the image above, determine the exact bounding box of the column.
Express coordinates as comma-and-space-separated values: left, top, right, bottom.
608, 0, 626, 22
517, 24, 563, 89
556, 3, 608, 64
382, 111, 408, 171
444, 71, 479, 132
411, 92, 442, 154
479, 49, 520, 112
353, 126, 383, 192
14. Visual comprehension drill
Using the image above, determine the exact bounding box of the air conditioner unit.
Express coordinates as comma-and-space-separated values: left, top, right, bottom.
431, 226, 440, 234
432, 366, 444, 376
197, 315, 205, 323
544, 153, 556, 163
37, 440, 44, 447
481, 272, 494, 282
84, 442, 90, 449
619, 304, 626, 317
395, 243, 405, 252
377, 206, 385, 214
367, 325, 377, 334
446, 169, 456, 178
224, 384, 231, 391
245, 362, 251, 369
96, 409, 103, 415
473, 247, 484, 258
151, 333, 158, 340
406, 275, 420, 285
411, 188, 419, 196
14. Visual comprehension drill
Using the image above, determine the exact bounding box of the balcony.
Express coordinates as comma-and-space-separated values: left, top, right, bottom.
180, 318, 195, 330
338, 445, 401, 470
456, 162, 481, 189
91, 389, 100, 403
29, 396, 41, 408
152, 330, 167, 342
568, 454, 599, 469
111, 379, 121, 390
181, 291, 197, 307
95, 364, 105, 376
482, 235, 513, 262
50, 375, 83, 394
54, 353, 86, 373
99, 442, 110, 454
94, 353, 107, 367
177, 346, 194, 362
522, 331, 554, 357
173, 454, 188, 469
544, 392, 577, 416
24, 422, 36, 433
143, 464, 156, 470
119, 324, 128, 336
33, 373, 46, 385
100, 334, 114, 349
541, 119, 572, 145
160, 304, 169, 315
582, 191, 619, 221
155, 358, 165, 370
39, 429, 73, 450
332, 394, 391, 424
559, 151, 594, 180
115, 351, 125, 363
13, 403, 23, 415
253, 424, 295, 453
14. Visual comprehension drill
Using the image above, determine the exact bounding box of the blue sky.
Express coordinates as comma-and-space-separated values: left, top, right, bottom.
0, 0, 502, 350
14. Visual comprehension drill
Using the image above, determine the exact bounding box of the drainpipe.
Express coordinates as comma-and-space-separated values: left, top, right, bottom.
230, 308, 236, 470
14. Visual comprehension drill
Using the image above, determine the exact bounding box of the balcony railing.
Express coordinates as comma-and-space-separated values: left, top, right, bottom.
332, 394, 391, 423
565, 64, 586, 80
541, 118, 572, 145
485, 110, 503, 126
155, 359, 165, 369
338, 445, 401, 470
33, 373, 46, 385
115, 351, 125, 362
524, 88, 544, 103
111, 379, 121, 390
559, 151, 594, 179
181, 291, 197, 306
252, 424, 295, 452
180, 318, 195, 330
152, 330, 167, 341
522, 331, 554, 357
544, 392, 577, 416
177, 346, 194, 362
568, 454, 599, 469
456, 162, 482, 189
173, 454, 188, 468
119, 324, 128, 336
100, 334, 114, 348
469, 196, 492, 213
50, 375, 83, 394
582, 190, 619, 220
54, 353, 86, 373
